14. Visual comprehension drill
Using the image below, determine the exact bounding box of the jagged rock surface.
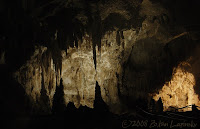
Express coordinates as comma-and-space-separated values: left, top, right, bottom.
152, 48, 200, 112
14, 46, 58, 113
61, 35, 96, 108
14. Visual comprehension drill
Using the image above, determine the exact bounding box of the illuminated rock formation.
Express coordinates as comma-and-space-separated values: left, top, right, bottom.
14, 31, 137, 113
14, 46, 58, 112
152, 60, 200, 112
96, 30, 138, 113
61, 34, 96, 108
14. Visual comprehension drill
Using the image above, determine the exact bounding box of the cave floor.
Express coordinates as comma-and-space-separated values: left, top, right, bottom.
3, 108, 200, 129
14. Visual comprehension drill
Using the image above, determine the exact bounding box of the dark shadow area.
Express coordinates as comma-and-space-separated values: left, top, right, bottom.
0, 65, 30, 129
18, 81, 119, 129
102, 13, 130, 32
52, 78, 65, 115
188, 45, 200, 100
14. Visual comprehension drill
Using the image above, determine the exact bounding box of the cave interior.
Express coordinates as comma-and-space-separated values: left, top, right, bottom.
1, 0, 200, 129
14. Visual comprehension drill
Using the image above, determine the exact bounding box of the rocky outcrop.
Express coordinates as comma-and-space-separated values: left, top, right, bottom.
14, 46, 58, 113
96, 30, 137, 113
14, 35, 96, 112
61, 34, 96, 108
14, 30, 138, 113
152, 50, 200, 112
14, 25, 172, 114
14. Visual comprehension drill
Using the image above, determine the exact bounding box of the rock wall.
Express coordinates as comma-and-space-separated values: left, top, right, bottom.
13, 0, 173, 113
14, 35, 96, 112
96, 30, 137, 113
152, 50, 200, 112
61, 34, 96, 108
14, 30, 137, 113
14, 46, 58, 113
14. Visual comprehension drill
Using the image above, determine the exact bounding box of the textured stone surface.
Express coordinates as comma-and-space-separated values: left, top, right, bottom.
61, 34, 96, 108
153, 46, 200, 112
14, 46, 58, 112
96, 30, 137, 112
13, 0, 172, 113
152, 61, 200, 112
14, 30, 137, 113
14, 35, 96, 111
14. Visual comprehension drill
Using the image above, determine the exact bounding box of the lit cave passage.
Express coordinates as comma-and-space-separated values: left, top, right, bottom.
1, 0, 200, 129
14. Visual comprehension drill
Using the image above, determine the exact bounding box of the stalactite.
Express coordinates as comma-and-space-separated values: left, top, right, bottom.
92, 43, 97, 69
40, 67, 51, 113
116, 31, 121, 46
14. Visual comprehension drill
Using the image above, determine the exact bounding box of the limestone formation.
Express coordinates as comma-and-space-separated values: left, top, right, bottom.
152, 56, 200, 112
